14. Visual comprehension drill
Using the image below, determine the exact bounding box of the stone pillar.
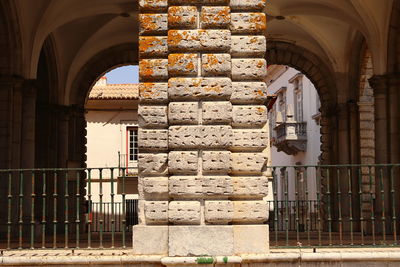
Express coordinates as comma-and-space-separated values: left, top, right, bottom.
134, 0, 269, 256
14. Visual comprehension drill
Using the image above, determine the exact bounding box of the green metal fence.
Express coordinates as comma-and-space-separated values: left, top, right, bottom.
1, 165, 400, 250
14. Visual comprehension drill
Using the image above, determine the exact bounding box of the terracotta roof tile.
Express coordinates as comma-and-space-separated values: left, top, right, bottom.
89, 83, 139, 100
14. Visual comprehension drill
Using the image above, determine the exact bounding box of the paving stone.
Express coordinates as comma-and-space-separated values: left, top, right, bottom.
169, 201, 201, 225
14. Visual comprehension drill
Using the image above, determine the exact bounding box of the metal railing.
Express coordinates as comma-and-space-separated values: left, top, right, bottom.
1, 164, 400, 250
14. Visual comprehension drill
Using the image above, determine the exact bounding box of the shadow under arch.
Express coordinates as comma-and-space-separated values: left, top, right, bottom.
70, 43, 139, 107
266, 40, 337, 165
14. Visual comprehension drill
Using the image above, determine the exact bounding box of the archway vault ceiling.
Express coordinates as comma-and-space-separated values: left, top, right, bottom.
9, 0, 395, 105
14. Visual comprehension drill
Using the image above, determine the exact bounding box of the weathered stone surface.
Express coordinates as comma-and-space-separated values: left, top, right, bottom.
168, 151, 198, 174
232, 176, 268, 198
168, 54, 198, 77
138, 105, 168, 128
233, 201, 268, 223
230, 13, 266, 34
232, 59, 267, 80
139, 0, 168, 11
169, 201, 201, 225
169, 125, 232, 148
169, 176, 202, 198
139, 14, 168, 35
202, 101, 232, 124
139, 36, 168, 58
202, 176, 233, 196
231, 36, 266, 57
139, 83, 168, 103
231, 129, 268, 151
169, 226, 234, 256
168, 102, 199, 125
230, 153, 267, 174
232, 105, 267, 127
234, 225, 269, 254
202, 54, 231, 76
144, 201, 169, 224
205, 200, 233, 224
202, 151, 231, 174
140, 177, 169, 199
168, 30, 231, 52
138, 153, 168, 175
139, 59, 168, 81
168, 6, 198, 29
201, 6, 231, 28
170, 0, 228, 4
199, 30, 231, 52
168, 78, 232, 100
168, 30, 201, 51
230, 0, 266, 11
231, 82, 268, 104
138, 129, 168, 151
132, 225, 169, 255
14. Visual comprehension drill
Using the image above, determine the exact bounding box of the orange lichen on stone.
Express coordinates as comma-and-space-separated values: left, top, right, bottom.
201, 6, 230, 26
139, 60, 154, 77
139, 37, 163, 54
139, 83, 160, 98
139, 14, 158, 32
168, 6, 197, 28
203, 54, 220, 68
256, 60, 265, 68
249, 13, 267, 31
256, 90, 266, 97
168, 54, 198, 74
256, 106, 266, 114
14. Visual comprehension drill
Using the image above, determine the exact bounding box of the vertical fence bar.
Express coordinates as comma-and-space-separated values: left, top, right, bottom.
295, 167, 300, 245
30, 171, 35, 249
42, 171, 46, 248
390, 166, 397, 245
7, 172, 12, 250
99, 169, 103, 248
326, 168, 332, 246
110, 168, 115, 248
64, 171, 69, 248
87, 169, 92, 248
305, 167, 310, 246
368, 166, 376, 245
272, 167, 278, 247
348, 167, 354, 246
122, 168, 126, 248
76, 170, 80, 248
337, 168, 343, 246
18, 171, 23, 249
53, 171, 58, 249
379, 167, 386, 245
358, 167, 364, 246
316, 166, 322, 246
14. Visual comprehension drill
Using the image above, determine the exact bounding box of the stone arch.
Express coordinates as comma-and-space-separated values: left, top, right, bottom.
0, 0, 22, 76
69, 43, 138, 107
387, 0, 400, 74
266, 40, 337, 165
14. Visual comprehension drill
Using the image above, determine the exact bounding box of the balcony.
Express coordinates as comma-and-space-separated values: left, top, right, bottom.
273, 122, 307, 155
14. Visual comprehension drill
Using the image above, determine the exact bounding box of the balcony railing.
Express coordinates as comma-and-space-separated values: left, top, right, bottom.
273, 122, 307, 155
0, 165, 400, 250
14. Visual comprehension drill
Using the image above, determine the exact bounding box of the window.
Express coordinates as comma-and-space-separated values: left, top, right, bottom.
292, 77, 303, 122
127, 127, 138, 161
278, 88, 287, 121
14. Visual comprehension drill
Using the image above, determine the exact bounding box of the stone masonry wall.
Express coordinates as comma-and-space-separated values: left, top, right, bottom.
134, 0, 269, 257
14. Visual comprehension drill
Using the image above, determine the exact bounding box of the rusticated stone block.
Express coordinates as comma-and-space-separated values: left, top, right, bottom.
168, 77, 232, 100
205, 201, 233, 224
231, 153, 267, 174
231, 129, 268, 151
169, 201, 201, 225
168, 151, 198, 174
169, 0, 229, 5
139, 83, 168, 103
231, 36, 266, 57
232, 177, 268, 199
202, 151, 231, 174
202, 101, 232, 124
139, 59, 168, 81
139, 0, 168, 11
199, 30, 231, 52
201, 6, 231, 28
140, 177, 169, 199
168, 6, 198, 29
138, 153, 168, 175
138, 105, 168, 128
168, 102, 199, 125
232, 105, 267, 127
232, 59, 267, 80
138, 129, 168, 151
168, 30, 201, 51
168, 54, 198, 77
201, 54, 231, 76
231, 82, 267, 104
233, 201, 268, 223
139, 14, 168, 35
169, 176, 202, 198
169, 226, 233, 256
230, 0, 266, 11
144, 201, 168, 224
139, 36, 168, 58
169, 125, 232, 148
202, 176, 233, 196
168, 30, 231, 52
230, 13, 266, 34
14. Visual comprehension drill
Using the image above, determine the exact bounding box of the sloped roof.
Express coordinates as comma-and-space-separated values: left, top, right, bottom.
89, 83, 139, 100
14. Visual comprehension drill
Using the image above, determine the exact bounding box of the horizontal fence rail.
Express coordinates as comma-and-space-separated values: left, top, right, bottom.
1, 165, 400, 249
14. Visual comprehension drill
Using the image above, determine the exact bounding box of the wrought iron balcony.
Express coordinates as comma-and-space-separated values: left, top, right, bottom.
273, 122, 307, 155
